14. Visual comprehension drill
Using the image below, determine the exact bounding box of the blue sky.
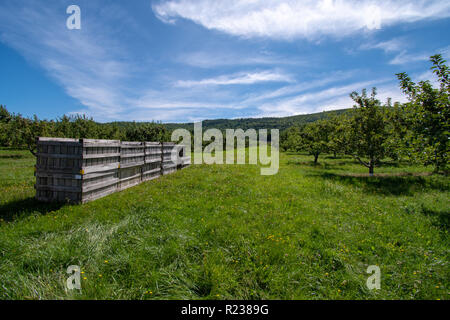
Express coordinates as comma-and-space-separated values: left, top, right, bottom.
0, 0, 449, 123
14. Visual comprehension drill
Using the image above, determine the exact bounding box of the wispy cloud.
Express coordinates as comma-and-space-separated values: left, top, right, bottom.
176, 51, 307, 68
360, 38, 406, 53
389, 51, 430, 65
242, 70, 356, 105
360, 37, 448, 65
255, 78, 402, 117
153, 0, 450, 40
175, 71, 293, 87
0, 2, 133, 120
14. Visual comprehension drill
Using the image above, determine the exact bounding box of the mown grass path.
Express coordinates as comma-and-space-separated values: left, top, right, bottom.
0, 149, 448, 299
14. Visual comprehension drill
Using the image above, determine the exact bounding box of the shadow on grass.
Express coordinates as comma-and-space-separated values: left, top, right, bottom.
287, 160, 350, 168
0, 154, 26, 159
0, 197, 65, 222
421, 206, 450, 231
288, 158, 412, 170
311, 172, 448, 196
323, 155, 350, 160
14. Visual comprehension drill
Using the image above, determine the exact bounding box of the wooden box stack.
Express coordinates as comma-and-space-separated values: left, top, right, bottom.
35, 137, 190, 203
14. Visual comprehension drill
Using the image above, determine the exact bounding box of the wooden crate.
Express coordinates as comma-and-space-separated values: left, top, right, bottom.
35, 171, 83, 203
35, 138, 120, 203
36, 138, 83, 174
142, 162, 161, 182
162, 142, 177, 175
144, 142, 162, 163
119, 165, 142, 191
142, 142, 162, 181
35, 138, 188, 203
120, 141, 145, 168
82, 139, 120, 174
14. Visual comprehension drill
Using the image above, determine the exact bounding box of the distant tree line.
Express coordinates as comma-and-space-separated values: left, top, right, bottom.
0, 110, 170, 155
281, 55, 449, 175
163, 109, 348, 132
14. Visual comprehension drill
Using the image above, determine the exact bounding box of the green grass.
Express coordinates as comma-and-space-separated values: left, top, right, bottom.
0, 148, 448, 300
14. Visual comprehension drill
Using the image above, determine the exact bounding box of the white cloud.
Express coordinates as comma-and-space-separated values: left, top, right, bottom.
255, 78, 405, 117
360, 38, 406, 53
176, 51, 306, 68
242, 70, 356, 104
389, 51, 430, 65
175, 71, 293, 87
360, 39, 449, 66
153, 0, 450, 40
439, 45, 450, 60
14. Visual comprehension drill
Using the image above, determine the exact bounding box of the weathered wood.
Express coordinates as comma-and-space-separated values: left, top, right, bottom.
35, 137, 190, 203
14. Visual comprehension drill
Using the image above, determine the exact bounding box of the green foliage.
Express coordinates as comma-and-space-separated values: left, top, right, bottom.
396, 54, 449, 173
346, 88, 391, 174
280, 126, 303, 152
125, 123, 169, 142
383, 101, 409, 162
0, 110, 170, 154
0, 105, 11, 123
299, 120, 334, 163
325, 115, 350, 158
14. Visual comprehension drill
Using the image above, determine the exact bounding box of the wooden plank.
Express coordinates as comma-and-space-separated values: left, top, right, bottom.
38, 137, 80, 143
120, 161, 145, 169
35, 185, 82, 192
142, 174, 161, 182
82, 177, 119, 193
145, 158, 162, 164
82, 184, 118, 203
36, 153, 82, 159
83, 153, 120, 159
82, 138, 120, 146
82, 163, 120, 174
120, 153, 145, 158
142, 167, 161, 175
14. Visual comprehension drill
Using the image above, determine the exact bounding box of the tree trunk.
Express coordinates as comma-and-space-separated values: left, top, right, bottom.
434, 151, 439, 174
28, 144, 37, 157
314, 153, 319, 164
369, 160, 374, 176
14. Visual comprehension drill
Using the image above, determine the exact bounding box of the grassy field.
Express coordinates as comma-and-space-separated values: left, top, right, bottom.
0, 148, 448, 300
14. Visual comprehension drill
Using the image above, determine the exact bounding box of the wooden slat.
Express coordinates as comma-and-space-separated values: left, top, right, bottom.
83, 153, 121, 159
36, 137, 187, 203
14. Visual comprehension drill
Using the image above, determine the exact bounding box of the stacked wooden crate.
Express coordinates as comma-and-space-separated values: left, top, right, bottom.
82, 139, 121, 202
35, 137, 190, 204
161, 142, 178, 175
119, 141, 145, 191
143, 142, 162, 182
35, 138, 120, 203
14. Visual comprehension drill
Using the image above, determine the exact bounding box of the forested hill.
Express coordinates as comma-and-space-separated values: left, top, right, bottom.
112, 109, 350, 132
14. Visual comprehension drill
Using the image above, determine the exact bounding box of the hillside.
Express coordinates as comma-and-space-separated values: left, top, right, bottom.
111, 109, 350, 132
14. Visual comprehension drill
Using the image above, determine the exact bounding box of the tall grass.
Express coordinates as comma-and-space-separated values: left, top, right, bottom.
0, 148, 448, 299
